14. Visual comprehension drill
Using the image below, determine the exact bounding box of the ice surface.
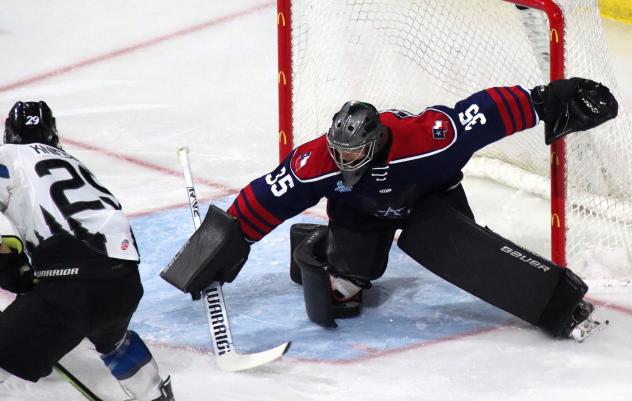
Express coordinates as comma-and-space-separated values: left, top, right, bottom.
0, 2, 631, 400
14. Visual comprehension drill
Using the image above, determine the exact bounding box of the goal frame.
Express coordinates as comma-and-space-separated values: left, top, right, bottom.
276, 0, 569, 266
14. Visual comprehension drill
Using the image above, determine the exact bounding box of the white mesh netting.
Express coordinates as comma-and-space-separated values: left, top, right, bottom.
286, 0, 632, 280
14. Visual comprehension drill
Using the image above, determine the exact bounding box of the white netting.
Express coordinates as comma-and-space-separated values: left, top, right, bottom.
286, 0, 632, 279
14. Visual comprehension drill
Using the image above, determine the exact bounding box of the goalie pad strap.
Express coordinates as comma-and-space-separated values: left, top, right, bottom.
289, 223, 324, 284
293, 225, 363, 328
538, 268, 588, 336
160, 205, 250, 293
397, 195, 581, 328
293, 226, 336, 327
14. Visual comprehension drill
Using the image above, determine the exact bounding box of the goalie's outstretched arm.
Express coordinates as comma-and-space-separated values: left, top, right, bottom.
226, 145, 331, 244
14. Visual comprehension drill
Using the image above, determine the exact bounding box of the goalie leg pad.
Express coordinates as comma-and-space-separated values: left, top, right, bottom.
160, 205, 250, 294
538, 268, 588, 337
398, 195, 569, 327
326, 221, 395, 284
294, 226, 336, 327
290, 223, 325, 285
293, 226, 361, 328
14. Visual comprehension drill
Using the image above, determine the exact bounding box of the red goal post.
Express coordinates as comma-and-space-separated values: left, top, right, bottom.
276, 0, 632, 279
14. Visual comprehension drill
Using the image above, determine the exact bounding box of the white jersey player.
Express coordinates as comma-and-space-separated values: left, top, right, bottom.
0, 101, 174, 401
0, 140, 139, 267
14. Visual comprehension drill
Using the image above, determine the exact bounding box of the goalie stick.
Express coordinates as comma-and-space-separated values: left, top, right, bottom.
177, 147, 291, 371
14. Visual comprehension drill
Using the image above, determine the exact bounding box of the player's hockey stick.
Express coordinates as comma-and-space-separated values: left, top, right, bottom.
0, 308, 103, 401
53, 363, 104, 401
177, 147, 291, 371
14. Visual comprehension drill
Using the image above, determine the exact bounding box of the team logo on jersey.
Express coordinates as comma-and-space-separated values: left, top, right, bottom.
293, 151, 312, 172
375, 206, 410, 217
121, 239, 130, 250
432, 120, 448, 139
0, 163, 9, 179
335, 181, 352, 193
35, 268, 79, 278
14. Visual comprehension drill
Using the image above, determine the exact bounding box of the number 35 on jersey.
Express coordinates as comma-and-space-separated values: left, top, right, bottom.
265, 166, 294, 196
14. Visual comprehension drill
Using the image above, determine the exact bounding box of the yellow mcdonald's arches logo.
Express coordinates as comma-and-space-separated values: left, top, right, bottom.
551, 213, 561, 228
279, 71, 287, 85
278, 12, 286, 26
279, 130, 287, 144
550, 151, 559, 166
550, 29, 559, 43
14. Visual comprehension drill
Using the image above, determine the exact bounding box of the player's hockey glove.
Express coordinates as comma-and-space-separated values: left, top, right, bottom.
531, 77, 618, 144
0, 237, 35, 294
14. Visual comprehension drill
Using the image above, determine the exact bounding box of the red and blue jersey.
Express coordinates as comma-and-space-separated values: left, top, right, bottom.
228, 86, 538, 242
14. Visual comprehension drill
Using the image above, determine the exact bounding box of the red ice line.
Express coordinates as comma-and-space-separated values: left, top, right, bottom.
288, 326, 505, 365
1, 2, 629, 362
0, 0, 327, 220
0, 2, 278, 217
1, 290, 628, 365
139, 326, 505, 365
588, 296, 632, 315
143, 294, 632, 365
0, 2, 275, 92
61, 137, 238, 216
62, 136, 330, 219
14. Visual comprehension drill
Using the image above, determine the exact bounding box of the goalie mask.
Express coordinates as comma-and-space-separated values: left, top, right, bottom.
4, 101, 60, 148
327, 101, 388, 187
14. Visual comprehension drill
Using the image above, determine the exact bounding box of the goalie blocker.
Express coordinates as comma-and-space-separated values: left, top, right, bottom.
293, 195, 588, 336
160, 205, 250, 295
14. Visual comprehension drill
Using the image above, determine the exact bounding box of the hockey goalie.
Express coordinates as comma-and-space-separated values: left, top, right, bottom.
163, 77, 617, 342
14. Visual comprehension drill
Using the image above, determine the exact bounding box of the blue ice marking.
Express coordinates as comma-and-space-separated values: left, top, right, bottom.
129, 196, 516, 362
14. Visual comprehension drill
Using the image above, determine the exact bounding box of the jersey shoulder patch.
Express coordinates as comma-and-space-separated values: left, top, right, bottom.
290, 135, 339, 182
380, 109, 457, 163
0, 145, 18, 179
0, 164, 9, 179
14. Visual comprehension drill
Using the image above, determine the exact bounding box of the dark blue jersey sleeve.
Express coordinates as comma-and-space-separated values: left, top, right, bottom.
227, 139, 335, 242
432, 85, 539, 154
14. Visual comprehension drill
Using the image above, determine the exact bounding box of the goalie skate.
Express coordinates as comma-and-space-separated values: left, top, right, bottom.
561, 300, 608, 342
569, 316, 609, 343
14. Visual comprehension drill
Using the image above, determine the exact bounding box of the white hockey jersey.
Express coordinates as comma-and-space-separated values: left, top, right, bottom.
0, 143, 139, 261
0, 209, 23, 250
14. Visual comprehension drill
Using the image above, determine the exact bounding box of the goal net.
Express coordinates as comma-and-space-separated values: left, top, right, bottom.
277, 0, 632, 280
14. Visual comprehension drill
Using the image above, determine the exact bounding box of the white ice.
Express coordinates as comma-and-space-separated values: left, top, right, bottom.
0, 1, 631, 400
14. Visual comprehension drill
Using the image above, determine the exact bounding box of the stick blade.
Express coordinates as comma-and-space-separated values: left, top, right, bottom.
216, 341, 291, 372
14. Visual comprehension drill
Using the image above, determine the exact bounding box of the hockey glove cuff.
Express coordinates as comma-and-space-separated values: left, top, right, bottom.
531, 77, 618, 144
0, 246, 35, 294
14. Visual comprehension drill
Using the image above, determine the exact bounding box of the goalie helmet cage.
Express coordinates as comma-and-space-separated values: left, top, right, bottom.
277, 0, 632, 280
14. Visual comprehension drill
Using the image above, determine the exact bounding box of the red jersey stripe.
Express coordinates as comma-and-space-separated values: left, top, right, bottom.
243, 185, 283, 226
237, 219, 264, 241
509, 86, 535, 128
236, 193, 273, 233
228, 203, 265, 241
485, 88, 512, 135
498, 86, 524, 132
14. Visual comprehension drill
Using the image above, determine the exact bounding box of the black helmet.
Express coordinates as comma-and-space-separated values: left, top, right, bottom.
327, 101, 388, 187
4, 101, 60, 147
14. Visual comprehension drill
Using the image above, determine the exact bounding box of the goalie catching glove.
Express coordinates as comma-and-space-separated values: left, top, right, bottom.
531, 77, 618, 144
0, 236, 35, 294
